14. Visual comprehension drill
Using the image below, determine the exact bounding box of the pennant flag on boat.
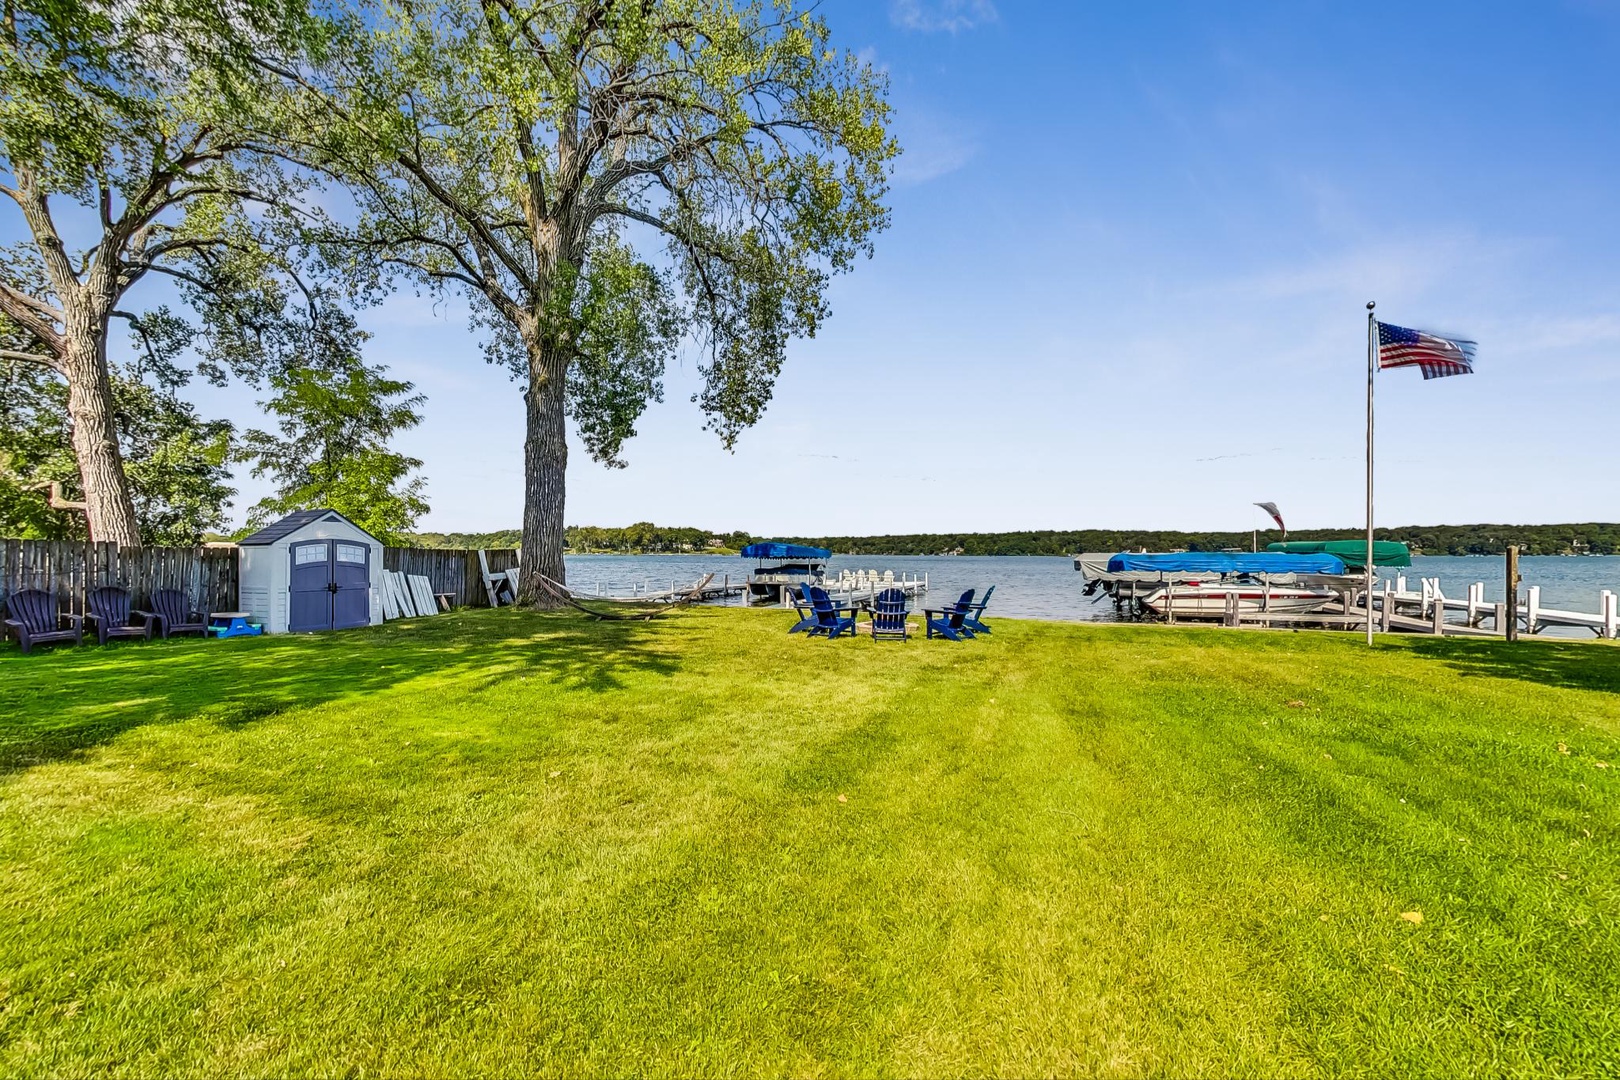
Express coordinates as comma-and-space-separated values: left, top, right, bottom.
1254, 501, 1286, 534
1376, 321, 1476, 380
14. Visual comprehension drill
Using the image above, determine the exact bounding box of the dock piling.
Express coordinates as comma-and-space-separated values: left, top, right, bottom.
1505, 546, 1521, 644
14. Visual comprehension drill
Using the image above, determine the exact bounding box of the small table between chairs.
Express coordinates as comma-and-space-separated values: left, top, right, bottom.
207, 611, 263, 638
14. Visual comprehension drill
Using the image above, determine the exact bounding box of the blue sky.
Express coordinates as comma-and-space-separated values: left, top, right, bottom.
127, 2, 1620, 531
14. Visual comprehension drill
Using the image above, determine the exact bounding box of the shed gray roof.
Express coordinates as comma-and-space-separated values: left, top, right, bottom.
237, 508, 380, 546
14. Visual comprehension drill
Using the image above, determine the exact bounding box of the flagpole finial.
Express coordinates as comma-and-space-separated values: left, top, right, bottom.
1367, 300, 1376, 311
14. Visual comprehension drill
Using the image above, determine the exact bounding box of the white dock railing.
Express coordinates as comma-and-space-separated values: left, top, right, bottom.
1385, 575, 1617, 638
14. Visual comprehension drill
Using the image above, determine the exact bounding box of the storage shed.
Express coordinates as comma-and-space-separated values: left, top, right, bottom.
237, 509, 384, 634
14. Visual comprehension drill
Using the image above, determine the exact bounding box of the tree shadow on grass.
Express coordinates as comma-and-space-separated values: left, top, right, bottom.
1402, 635, 1620, 695
463, 615, 706, 696
0, 608, 684, 775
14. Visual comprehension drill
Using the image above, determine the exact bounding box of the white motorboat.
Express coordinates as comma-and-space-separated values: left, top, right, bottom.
1078, 551, 1355, 621
1139, 581, 1338, 618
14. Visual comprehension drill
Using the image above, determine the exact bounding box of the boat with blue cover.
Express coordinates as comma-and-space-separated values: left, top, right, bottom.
742, 542, 831, 603
1079, 551, 1360, 620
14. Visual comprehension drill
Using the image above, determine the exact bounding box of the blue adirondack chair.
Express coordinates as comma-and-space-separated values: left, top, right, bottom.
962, 585, 994, 634
804, 585, 856, 640
925, 589, 976, 641
787, 584, 819, 633
85, 586, 151, 645
870, 587, 910, 641
135, 588, 208, 639
3, 589, 82, 654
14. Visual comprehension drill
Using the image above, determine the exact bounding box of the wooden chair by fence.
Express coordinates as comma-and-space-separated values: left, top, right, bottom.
477, 549, 516, 606
136, 588, 208, 639
85, 586, 151, 645
4, 589, 83, 654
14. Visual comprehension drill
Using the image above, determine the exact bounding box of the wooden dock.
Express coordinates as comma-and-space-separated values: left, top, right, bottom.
749, 568, 928, 606
594, 576, 748, 603
1377, 575, 1618, 638
1217, 577, 1617, 639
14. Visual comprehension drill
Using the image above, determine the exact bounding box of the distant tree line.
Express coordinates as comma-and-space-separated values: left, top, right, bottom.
406, 524, 752, 554
779, 524, 1620, 557
402, 522, 1620, 557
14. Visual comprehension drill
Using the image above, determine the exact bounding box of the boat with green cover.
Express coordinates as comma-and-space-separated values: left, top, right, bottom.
1265, 540, 1411, 568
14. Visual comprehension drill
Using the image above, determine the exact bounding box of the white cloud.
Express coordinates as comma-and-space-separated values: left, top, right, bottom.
855, 46, 889, 75
1229, 234, 1505, 302
891, 111, 979, 185
890, 0, 998, 34
1493, 313, 1620, 354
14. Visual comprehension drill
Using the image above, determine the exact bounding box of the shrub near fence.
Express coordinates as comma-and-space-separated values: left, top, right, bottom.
0, 540, 239, 616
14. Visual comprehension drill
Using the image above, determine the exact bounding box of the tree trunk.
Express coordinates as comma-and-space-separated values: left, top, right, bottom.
517, 341, 569, 608
61, 303, 141, 547
9, 168, 142, 546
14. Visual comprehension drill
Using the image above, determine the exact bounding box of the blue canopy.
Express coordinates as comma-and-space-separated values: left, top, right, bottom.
741, 542, 831, 560
1106, 552, 1346, 575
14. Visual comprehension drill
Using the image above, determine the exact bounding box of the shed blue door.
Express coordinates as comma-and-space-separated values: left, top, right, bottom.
289, 540, 333, 632
331, 542, 371, 629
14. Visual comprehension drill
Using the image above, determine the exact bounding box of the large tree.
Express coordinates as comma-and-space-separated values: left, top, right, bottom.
281, 0, 895, 602
238, 353, 429, 543
0, 347, 237, 545
0, 0, 347, 544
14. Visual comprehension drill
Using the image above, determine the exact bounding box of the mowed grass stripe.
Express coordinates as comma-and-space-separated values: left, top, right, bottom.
0, 607, 1616, 1076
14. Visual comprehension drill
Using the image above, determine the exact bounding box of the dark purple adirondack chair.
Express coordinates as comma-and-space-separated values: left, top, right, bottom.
135, 588, 207, 639
85, 586, 151, 645
3, 589, 83, 654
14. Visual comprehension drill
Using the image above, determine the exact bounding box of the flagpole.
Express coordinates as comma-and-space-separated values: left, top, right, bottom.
1365, 300, 1376, 645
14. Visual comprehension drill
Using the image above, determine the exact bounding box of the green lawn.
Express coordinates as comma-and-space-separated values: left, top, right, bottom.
1, 608, 1617, 1077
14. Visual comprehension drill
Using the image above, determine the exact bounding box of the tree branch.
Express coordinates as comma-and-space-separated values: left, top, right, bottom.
10, 165, 81, 299
111, 308, 169, 370
0, 282, 66, 361
392, 152, 537, 295
0, 348, 60, 366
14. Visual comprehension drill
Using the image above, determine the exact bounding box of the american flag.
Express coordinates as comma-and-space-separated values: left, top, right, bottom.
1377, 321, 1476, 380
1254, 501, 1285, 533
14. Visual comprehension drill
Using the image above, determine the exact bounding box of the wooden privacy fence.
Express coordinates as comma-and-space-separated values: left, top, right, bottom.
1, 540, 239, 615
382, 546, 519, 609
1, 539, 521, 618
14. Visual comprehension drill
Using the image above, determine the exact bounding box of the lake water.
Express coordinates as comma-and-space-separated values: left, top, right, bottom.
563, 553, 1620, 635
